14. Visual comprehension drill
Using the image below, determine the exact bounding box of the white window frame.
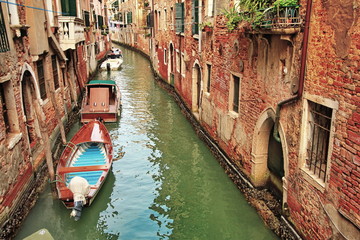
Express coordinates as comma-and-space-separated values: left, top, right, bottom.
298, 93, 338, 191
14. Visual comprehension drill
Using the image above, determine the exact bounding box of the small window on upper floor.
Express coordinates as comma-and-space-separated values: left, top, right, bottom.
206, 64, 212, 93
230, 74, 240, 113
37, 59, 47, 100
0, 80, 19, 138
164, 48, 167, 65
52, 55, 59, 90
192, 0, 199, 35
175, 2, 184, 33
0, 4, 10, 53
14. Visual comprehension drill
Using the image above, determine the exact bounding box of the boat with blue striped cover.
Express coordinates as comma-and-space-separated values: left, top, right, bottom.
55, 120, 113, 220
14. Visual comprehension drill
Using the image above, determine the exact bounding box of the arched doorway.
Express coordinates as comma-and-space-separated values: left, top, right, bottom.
251, 108, 288, 204
192, 62, 201, 113
20, 64, 42, 151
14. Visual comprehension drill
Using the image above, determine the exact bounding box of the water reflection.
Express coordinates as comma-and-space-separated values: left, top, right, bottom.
15, 47, 278, 240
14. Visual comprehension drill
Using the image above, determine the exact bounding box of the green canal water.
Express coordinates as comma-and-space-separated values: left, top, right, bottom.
15, 47, 278, 240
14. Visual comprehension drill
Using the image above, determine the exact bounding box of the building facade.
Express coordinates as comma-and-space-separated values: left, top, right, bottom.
0, 0, 110, 236
113, 0, 360, 239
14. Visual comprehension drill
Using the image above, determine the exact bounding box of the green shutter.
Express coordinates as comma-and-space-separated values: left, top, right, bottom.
175, 3, 184, 32
192, 0, 199, 34
61, 0, 76, 16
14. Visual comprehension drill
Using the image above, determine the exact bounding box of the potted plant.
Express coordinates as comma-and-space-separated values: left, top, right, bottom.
200, 21, 213, 32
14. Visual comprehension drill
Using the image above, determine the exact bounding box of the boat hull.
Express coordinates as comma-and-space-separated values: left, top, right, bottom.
56, 120, 113, 209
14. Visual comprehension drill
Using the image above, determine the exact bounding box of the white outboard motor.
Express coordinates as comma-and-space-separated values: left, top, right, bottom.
68, 176, 90, 221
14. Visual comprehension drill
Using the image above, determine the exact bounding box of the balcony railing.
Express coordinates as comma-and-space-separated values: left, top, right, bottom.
58, 16, 85, 50
259, 6, 302, 29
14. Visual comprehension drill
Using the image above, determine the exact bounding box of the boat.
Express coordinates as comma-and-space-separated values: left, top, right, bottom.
80, 79, 121, 123
100, 48, 123, 70
55, 120, 113, 221
23, 229, 54, 240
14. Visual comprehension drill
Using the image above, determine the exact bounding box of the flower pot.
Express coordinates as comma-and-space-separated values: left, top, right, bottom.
202, 25, 213, 33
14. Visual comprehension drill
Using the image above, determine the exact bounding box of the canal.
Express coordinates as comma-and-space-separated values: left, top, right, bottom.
15, 47, 278, 240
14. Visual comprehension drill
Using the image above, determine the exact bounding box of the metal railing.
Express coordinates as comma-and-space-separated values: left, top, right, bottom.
259, 6, 302, 29
58, 16, 85, 50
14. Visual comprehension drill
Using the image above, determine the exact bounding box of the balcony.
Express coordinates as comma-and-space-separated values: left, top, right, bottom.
258, 6, 302, 33
58, 16, 85, 50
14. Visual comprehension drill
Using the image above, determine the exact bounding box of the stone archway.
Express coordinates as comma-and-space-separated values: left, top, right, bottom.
20, 64, 42, 151
191, 61, 202, 113
251, 108, 289, 204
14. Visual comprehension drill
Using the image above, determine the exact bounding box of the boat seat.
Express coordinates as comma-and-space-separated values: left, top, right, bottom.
66, 171, 104, 185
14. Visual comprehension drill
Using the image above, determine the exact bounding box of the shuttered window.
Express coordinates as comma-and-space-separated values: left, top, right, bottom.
37, 60, 47, 100
127, 12, 133, 24
0, 4, 10, 52
52, 55, 59, 90
175, 3, 184, 33
147, 12, 154, 27
192, 0, 199, 35
61, 0, 77, 16
98, 15, 103, 28
84, 11, 90, 27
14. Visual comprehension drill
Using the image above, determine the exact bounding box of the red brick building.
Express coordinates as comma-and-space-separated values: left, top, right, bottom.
0, 0, 110, 236
115, 0, 359, 239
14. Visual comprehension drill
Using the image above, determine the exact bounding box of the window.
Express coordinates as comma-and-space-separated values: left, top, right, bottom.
127, 12, 132, 24
192, 0, 199, 35
0, 83, 9, 134
37, 59, 47, 100
231, 75, 240, 113
98, 15, 103, 28
0, 80, 18, 136
306, 101, 332, 182
0, 4, 10, 52
207, 0, 214, 17
83, 11, 90, 27
164, 48, 167, 64
175, 3, 184, 33
52, 55, 59, 90
61, 0, 77, 16
206, 64, 211, 93
93, 11, 97, 28
181, 53, 185, 77
176, 50, 180, 72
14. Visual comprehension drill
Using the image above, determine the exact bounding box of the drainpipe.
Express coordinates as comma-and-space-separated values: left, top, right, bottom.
273, 0, 312, 142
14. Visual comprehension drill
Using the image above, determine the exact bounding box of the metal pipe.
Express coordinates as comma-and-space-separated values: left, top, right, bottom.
273, 0, 312, 142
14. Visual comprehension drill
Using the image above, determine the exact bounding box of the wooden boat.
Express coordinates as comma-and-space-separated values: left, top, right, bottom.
100, 53, 123, 70
55, 120, 113, 220
80, 80, 121, 123
100, 48, 123, 70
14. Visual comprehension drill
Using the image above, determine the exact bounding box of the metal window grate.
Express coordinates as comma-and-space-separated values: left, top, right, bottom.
307, 101, 332, 182
0, 4, 10, 52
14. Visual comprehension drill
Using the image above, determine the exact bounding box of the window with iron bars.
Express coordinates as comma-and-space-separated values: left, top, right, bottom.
0, 4, 10, 52
306, 101, 332, 182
